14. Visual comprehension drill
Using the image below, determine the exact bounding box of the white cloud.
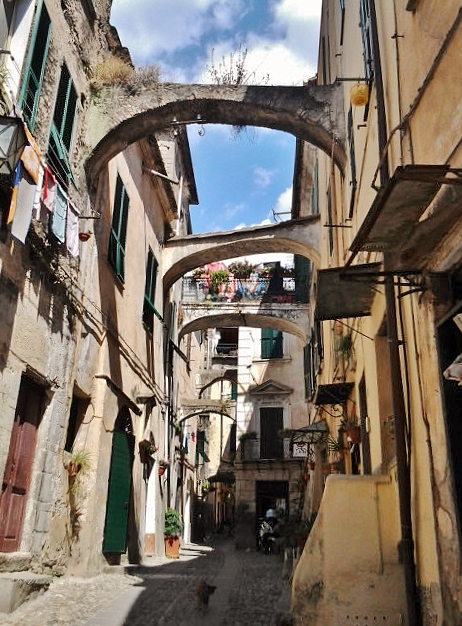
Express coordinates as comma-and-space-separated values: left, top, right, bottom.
111, 0, 245, 68
273, 186, 292, 220
253, 166, 274, 189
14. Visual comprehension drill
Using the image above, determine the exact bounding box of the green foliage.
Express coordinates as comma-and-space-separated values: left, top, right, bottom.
209, 269, 229, 294
239, 430, 258, 441
164, 507, 183, 537
228, 260, 256, 278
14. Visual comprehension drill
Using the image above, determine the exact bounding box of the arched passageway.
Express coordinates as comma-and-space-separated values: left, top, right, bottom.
86, 82, 345, 189
163, 215, 320, 290
179, 304, 309, 342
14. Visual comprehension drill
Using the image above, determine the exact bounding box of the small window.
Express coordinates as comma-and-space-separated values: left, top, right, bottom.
261, 329, 283, 359
64, 394, 89, 452
108, 174, 129, 282
20, 3, 52, 129
143, 249, 158, 333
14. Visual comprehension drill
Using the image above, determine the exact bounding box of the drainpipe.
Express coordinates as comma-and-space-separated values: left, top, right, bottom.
384, 262, 422, 626
368, 1, 421, 623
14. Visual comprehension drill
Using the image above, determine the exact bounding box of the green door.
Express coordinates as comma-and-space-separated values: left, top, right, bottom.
103, 430, 133, 553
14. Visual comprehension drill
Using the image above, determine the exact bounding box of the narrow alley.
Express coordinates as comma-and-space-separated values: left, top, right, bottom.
1, 537, 293, 626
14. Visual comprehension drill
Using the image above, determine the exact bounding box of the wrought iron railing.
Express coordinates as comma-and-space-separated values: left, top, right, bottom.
181, 276, 300, 304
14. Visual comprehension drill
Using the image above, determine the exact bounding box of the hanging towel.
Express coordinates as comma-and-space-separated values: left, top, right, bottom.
66, 201, 80, 257
11, 165, 37, 244
51, 184, 67, 243
33, 164, 44, 220
5, 163, 21, 225
21, 125, 41, 183
41, 167, 57, 213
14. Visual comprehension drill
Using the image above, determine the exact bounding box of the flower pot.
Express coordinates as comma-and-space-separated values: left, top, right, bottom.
79, 231, 91, 242
158, 466, 165, 476
68, 461, 81, 477
164, 535, 180, 558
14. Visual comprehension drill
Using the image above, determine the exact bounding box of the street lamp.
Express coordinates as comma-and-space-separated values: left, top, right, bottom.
0, 115, 27, 179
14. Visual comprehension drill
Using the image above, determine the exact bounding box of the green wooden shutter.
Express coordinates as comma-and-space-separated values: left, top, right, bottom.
47, 63, 77, 187
108, 174, 129, 281
102, 431, 133, 553
261, 329, 283, 359
143, 249, 158, 332
19, 1, 51, 129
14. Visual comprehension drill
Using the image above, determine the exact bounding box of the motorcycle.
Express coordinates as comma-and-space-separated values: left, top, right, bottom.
258, 518, 277, 554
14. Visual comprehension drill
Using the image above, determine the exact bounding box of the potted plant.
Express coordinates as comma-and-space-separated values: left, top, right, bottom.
192, 267, 210, 279
239, 430, 258, 460
164, 507, 183, 558
158, 458, 170, 476
228, 260, 256, 279
66, 448, 91, 478
209, 269, 229, 295
341, 415, 361, 444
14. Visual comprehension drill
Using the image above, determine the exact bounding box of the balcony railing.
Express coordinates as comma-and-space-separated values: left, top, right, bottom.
182, 275, 304, 304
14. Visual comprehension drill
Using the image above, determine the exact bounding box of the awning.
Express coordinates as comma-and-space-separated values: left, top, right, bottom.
350, 164, 450, 255
314, 263, 380, 320
292, 421, 328, 445
313, 382, 354, 405
208, 471, 235, 484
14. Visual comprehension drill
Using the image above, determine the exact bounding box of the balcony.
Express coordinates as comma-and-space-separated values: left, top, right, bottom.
182, 275, 301, 304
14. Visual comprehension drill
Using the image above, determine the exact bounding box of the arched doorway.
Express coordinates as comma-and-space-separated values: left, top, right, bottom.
102, 407, 135, 556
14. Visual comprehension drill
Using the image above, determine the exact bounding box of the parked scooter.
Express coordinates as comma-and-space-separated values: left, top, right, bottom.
258, 510, 279, 554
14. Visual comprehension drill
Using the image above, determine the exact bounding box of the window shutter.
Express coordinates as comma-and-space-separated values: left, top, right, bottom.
20, 2, 52, 129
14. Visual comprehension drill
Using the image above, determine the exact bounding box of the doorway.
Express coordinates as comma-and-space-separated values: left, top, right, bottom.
102, 407, 135, 555
0, 376, 44, 552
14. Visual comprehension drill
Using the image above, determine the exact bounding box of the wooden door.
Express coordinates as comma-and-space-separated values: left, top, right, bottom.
102, 429, 134, 553
0, 378, 43, 552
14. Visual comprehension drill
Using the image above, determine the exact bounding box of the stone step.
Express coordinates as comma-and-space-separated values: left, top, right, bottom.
0, 572, 52, 614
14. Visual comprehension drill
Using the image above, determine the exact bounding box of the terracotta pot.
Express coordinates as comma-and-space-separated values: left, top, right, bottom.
79, 231, 91, 242
164, 535, 180, 558
158, 466, 165, 476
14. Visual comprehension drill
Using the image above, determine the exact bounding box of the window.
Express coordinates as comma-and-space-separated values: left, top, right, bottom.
108, 174, 129, 281
260, 407, 284, 459
64, 394, 89, 452
142, 249, 158, 333
359, 0, 374, 80
304, 323, 323, 401
195, 430, 210, 464
261, 329, 283, 359
19, 2, 52, 129
47, 63, 78, 187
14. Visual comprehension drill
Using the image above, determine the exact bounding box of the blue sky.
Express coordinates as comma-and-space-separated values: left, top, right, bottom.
110, 0, 322, 234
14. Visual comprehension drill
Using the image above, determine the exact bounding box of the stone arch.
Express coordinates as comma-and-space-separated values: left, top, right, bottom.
198, 375, 245, 399
178, 409, 234, 424
86, 83, 345, 189
179, 310, 307, 343
163, 216, 320, 291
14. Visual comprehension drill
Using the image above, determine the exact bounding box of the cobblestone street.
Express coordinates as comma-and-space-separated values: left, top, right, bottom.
0, 537, 293, 626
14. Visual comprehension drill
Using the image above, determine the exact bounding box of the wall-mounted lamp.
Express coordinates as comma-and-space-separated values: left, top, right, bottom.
350, 83, 369, 107
0, 115, 27, 179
